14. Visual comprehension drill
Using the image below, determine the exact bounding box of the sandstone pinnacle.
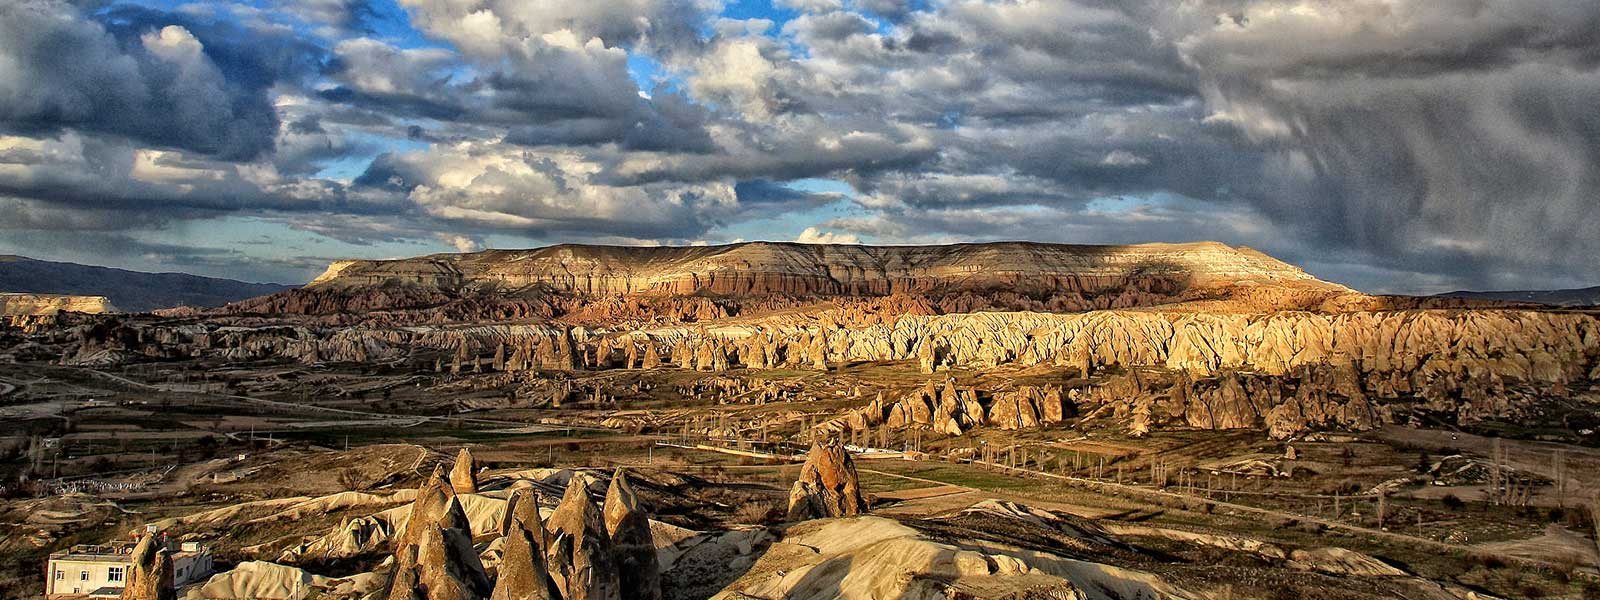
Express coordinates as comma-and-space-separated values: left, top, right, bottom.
451, 447, 479, 495
493, 489, 558, 600
603, 468, 662, 600
119, 534, 175, 600
545, 474, 620, 600
786, 439, 866, 521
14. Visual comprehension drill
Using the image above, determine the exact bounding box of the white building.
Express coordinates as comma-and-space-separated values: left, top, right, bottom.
45, 539, 213, 598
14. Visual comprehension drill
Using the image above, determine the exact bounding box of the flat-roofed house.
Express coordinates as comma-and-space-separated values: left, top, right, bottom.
45, 539, 213, 598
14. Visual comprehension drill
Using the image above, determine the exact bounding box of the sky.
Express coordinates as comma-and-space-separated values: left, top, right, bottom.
1, 0, 1598, 294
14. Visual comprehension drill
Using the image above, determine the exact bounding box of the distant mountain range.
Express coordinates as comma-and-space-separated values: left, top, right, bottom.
0, 255, 294, 312
1434, 286, 1600, 307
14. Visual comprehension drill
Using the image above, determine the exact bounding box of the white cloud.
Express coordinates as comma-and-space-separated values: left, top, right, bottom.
1100, 150, 1150, 167
437, 234, 484, 253
795, 227, 860, 244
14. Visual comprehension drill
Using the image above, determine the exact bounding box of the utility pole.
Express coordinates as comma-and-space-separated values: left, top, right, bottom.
1377, 491, 1387, 530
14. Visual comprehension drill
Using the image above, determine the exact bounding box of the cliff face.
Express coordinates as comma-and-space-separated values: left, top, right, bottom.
0, 293, 118, 315
61, 306, 1600, 438
304, 241, 1342, 297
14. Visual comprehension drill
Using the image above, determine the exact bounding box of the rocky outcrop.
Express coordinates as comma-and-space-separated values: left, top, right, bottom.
39, 302, 1600, 439
386, 468, 492, 600
544, 475, 621, 600
1083, 367, 1389, 440
602, 469, 661, 600
451, 448, 479, 495
786, 439, 866, 521
492, 489, 558, 600
985, 386, 1068, 430
0, 292, 118, 316
119, 535, 175, 600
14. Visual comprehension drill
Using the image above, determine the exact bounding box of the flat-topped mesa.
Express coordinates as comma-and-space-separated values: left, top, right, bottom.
303, 241, 1342, 298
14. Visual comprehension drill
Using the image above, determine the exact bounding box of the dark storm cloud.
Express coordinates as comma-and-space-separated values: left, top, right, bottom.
0, 1, 325, 161
4, 0, 1600, 292
1149, 0, 1600, 289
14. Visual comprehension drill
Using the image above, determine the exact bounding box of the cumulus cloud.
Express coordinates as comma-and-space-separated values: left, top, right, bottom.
3, 0, 1600, 292
0, 2, 283, 160
437, 233, 484, 253
795, 227, 860, 244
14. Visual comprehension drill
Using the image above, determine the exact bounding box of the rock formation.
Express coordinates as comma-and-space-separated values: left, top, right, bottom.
451, 448, 479, 495
544, 474, 621, 600
602, 469, 661, 600
492, 489, 558, 600
119, 534, 175, 600
302, 241, 1335, 298
36, 274, 1600, 440
0, 292, 118, 316
386, 467, 492, 600
786, 439, 866, 520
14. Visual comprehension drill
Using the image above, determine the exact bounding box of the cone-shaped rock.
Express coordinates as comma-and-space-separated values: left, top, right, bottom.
785, 439, 866, 520
545, 474, 621, 600
405, 517, 493, 600
397, 466, 460, 551
492, 490, 558, 600
451, 447, 479, 495
499, 488, 546, 548
387, 470, 491, 600
603, 469, 661, 600
119, 534, 175, 600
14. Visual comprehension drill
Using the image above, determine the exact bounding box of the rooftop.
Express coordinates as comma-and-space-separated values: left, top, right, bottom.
50, 540, 208, 562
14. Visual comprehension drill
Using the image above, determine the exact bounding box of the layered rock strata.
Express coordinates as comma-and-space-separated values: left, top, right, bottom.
1, 292, 117, 316
305, 241, 1335, 298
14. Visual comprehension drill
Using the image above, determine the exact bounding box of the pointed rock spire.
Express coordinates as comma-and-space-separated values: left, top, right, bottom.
786, 438, 866, 521
603, 469, 661, 600
119, 534, 175, 600
386, 470, 491, 600
493, 489, 558, 600
545, 474, 620, 600
452, 447, 479, 495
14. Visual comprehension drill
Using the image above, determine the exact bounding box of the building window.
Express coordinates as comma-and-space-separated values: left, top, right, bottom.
108, 566, 125, 582
80, 570, 89, 581
54, 570, 63, 580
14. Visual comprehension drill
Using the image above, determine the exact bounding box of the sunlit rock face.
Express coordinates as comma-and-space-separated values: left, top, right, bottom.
0, 293, 118, 316
303, 241, 1336, 297
787, 439, 866, 521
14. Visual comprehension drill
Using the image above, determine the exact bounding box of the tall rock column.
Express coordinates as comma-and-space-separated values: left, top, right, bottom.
451, 447, 479, 495
786, 439, 866, 520
492, 489, 558, 600
119, 534, 175, 600
603, 469, 662, 600
386, 467, 492, 600
544, 475, 621, 600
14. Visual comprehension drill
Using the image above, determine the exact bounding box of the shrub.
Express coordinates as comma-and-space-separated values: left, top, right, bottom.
733, 501, 783, 525
337, 468, 365, 491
